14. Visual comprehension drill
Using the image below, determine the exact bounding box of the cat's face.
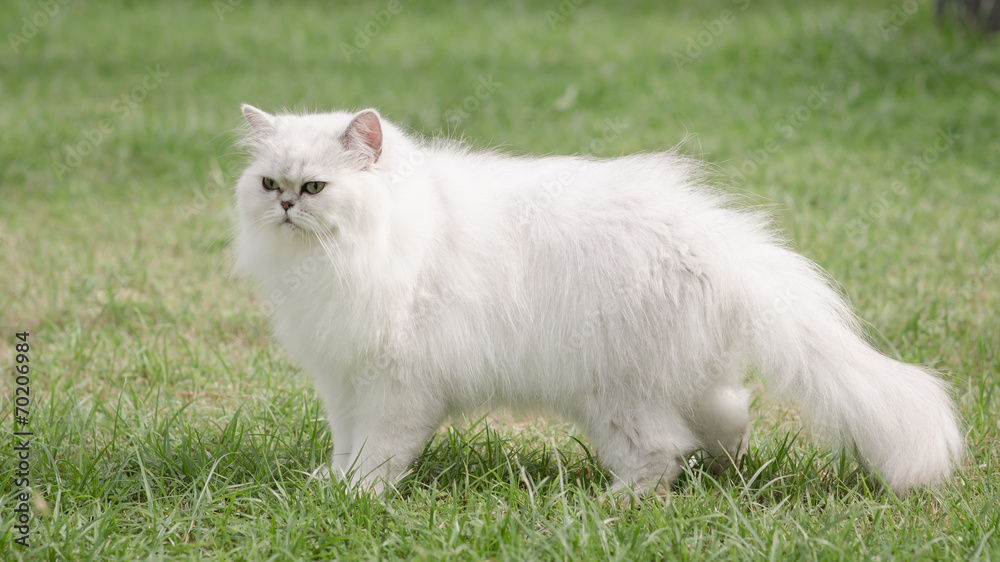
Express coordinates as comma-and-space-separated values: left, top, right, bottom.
235, 105, 387, 244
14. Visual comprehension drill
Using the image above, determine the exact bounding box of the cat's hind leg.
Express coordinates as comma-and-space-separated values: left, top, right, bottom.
583, 401, 700, 498
685, 385, 751, 474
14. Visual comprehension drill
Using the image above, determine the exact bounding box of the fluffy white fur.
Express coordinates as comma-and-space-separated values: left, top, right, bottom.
233, 105, 963, 497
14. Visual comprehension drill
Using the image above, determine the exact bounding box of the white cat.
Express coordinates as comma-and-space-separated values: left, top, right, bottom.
233, 105, 963, 497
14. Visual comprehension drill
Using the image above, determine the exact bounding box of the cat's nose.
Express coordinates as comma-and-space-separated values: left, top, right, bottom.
281, 201, 294, 211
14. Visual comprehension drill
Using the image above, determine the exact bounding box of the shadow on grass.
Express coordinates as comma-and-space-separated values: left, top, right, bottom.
388, 419, 882, 506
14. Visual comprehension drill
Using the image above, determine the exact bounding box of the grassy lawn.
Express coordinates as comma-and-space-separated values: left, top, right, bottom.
2, 0, 999, 559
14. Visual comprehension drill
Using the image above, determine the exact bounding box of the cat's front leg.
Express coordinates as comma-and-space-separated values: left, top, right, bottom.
310, 373, 357, 481
344, 382, 447, 495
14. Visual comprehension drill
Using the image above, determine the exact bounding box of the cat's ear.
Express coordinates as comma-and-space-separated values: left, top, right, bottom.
342, 109, 383, 167
242, 104, 276, 136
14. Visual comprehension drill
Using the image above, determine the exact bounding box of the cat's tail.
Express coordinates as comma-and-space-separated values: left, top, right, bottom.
740, 244, 963, 495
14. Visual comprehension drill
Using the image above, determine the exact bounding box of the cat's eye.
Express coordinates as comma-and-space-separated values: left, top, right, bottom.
262, 177, 278, 191
303, 181, 326, 195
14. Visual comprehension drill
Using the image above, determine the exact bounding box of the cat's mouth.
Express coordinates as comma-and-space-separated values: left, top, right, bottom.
280, 216, 302, 231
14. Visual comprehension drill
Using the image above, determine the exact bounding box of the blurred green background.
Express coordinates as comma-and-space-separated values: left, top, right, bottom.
1, 0, 998, 559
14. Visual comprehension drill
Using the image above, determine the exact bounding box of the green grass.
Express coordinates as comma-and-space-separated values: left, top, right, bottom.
1, 0, 998, 559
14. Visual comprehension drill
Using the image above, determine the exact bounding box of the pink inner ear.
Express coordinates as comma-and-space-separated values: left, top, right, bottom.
346, 111, 383, 164
242, 104, 275, 136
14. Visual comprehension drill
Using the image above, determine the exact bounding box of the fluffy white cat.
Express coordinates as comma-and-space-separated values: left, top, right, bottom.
233, 105, 963, 497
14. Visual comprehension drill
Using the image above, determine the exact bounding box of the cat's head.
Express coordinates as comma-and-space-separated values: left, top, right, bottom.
235, 105, 393, 246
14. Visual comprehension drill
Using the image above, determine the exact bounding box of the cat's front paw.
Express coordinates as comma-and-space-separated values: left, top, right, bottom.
606, 479, 672, 508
